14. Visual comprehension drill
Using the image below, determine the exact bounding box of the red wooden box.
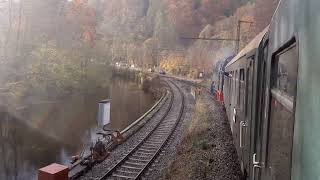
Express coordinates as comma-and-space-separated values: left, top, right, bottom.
38, 163, 69, 180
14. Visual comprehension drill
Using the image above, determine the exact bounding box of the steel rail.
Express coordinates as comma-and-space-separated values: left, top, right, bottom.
98, 79, 185, 180
134, 79, 185, 179
120, 89, 169, 135
98, 80, 175, 179
69, 89, 168, 175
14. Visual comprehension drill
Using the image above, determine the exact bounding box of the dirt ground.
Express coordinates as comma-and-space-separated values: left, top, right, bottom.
165, 93, 242, 180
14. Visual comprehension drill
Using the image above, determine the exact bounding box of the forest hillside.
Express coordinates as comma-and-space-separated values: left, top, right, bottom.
0, 0, 279, 106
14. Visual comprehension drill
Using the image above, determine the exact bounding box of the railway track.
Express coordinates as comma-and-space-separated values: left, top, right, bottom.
98, 79, 185, 180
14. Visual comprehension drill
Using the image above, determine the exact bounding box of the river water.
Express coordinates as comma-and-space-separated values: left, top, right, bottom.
0, 77, 156, 180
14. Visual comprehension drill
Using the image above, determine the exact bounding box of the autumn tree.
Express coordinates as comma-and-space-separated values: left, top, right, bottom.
254, 0, 279, 33
143, 38, 159, 68
161, 53, 187, 75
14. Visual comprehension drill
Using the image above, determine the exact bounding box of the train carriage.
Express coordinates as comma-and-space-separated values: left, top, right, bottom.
220, 0, 320, 179
257, 0, 320, 179
223, 27, 269, 178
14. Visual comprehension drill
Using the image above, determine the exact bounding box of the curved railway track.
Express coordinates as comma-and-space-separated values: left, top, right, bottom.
98, 79, 185, 180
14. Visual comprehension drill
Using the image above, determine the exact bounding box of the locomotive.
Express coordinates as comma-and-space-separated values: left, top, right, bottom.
216, 0, 320, 179
215, 55, 235, 103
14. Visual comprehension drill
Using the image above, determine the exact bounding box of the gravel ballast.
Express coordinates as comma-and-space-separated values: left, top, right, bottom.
165, 91, 242, 180
142, 80, 196, 179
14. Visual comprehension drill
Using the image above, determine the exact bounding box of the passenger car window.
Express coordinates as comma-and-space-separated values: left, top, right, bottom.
235, 70, 239, 105
239, 69, 245, 110
273, 44, 298, 98
267, 43, 298, 180
245, 68, 250, 116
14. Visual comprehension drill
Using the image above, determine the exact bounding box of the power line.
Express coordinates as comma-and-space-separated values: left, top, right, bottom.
180, 20, 254, 53
180, 37, 239, 41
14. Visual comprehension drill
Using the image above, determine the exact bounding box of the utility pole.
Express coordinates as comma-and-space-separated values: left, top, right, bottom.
156, 43, 159, 71
111, 44, 114, 64
125, 43, 128, 65
235, 20, 254, 53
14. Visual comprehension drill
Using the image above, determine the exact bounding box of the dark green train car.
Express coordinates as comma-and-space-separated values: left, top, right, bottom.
222, 0, 320, 179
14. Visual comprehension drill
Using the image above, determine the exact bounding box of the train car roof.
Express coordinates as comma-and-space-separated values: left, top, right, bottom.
221, 55, 235, 70
226, 26, 269, 67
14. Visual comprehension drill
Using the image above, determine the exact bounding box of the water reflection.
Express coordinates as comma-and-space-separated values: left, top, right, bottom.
0, 77, 155, 180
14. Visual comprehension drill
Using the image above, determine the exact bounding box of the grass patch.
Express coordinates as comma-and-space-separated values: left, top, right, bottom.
193, 139, 210, 150
166, 96, 242, 180
188, 99, 210, 135
166, 98, 212, 179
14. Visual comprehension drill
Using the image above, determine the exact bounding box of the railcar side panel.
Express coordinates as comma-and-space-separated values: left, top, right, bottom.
225, 54, 257, 176
224, 28, 268, 179
257, 0, 320, 180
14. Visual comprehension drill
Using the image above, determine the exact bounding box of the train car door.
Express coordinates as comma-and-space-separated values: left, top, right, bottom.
261, 42, 298, 180
242, 57, 254, 178
229, 71, 235, 125
251, 40, 268, 180
237, 67, 248, 176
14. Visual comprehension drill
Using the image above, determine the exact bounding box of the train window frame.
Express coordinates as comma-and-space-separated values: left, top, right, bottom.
271, 42, 298, 111
230, 71, 234, 106
239, 69, 245, 110
245, 68, 250, 117
265, 39, 299, 180
237, 69, 240, 106
235, 70, 239, 106
230, 71, 236, 105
